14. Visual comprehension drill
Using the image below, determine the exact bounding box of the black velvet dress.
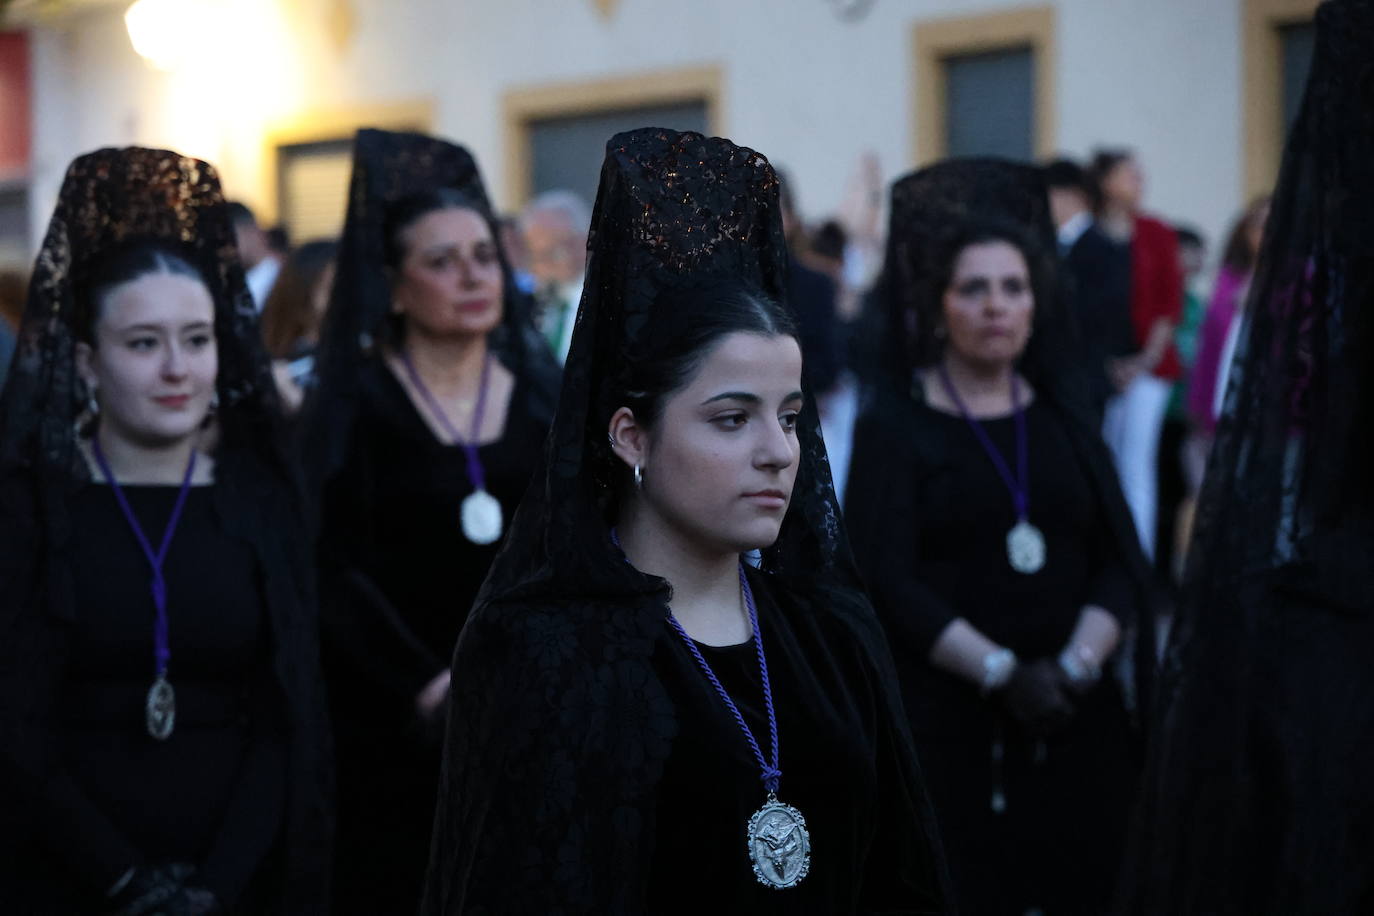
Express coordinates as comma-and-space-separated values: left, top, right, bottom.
847, 391, 1140, 916
319, 357, 551, 915
0, 466, 329, 915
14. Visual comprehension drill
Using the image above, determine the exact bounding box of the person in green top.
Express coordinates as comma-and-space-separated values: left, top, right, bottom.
1156, 224, 1207, 583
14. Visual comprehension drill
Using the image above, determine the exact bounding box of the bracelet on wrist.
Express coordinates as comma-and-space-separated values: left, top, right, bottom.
1058, 644, 1102, 684
980, 648, 1018, 696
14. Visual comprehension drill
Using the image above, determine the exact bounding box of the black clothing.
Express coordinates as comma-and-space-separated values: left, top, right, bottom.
319, 358, 551, 915
422, 128, 950, 915
3, 483, 289, 912
1122, 2, 1374, 912
851, 157, 1154, 916
301, 129, 559, 914
847, 390, 1139, 915
1062, 224, 1134, 416
788, 260, 843, 395
0, 148, 331, 914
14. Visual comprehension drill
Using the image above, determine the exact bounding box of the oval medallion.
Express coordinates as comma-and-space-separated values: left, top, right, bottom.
1006, 519, 1047, 575
747, 797, 811, 889
146, 674, 176, 741
461, 489, 504, 545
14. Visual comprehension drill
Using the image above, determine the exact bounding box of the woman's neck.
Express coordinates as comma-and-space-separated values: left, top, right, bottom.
90, 424, 206, 485
1098, 206, 1134, 240
617, 501, 750, 646
402, 328, 488, 395
923, 353, 1033, 419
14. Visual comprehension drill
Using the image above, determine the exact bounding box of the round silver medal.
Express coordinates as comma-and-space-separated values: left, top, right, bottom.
460, 489, 503, 545
746, 796, 811, 889
146, 674, 176, 741
1006, 519, 1046, 575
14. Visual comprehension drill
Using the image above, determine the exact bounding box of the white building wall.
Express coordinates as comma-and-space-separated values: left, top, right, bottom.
26, 0, 1252, 254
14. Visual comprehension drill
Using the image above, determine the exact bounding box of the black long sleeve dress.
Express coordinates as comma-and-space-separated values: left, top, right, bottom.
846, 387, 1143, 916
0, 456, 331, 914
319, 356, 552, 915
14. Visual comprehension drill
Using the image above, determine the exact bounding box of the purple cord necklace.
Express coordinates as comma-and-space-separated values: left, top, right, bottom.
91, 435, 198, 741
612, 529, 811, 889
399, 347, 503, 545
936, 362, 1046, 574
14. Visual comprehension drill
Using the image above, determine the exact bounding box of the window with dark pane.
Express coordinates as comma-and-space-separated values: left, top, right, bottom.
277, 138, 355, 241
528, 102, 708, 206
944, 47, 1035, 162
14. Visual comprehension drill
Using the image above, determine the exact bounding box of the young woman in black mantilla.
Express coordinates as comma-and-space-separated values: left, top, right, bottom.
297, 128, 560, 914
1121, 2, 1374, 912
0, 148, 331, 914
845, 159, 1155, 916
420, 128, 950, 916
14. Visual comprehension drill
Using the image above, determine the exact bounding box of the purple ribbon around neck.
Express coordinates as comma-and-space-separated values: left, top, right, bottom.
936, 363, 1031, 520
91, 437, 197, 679
400, 348, 492, 493
611, 530, 783, 794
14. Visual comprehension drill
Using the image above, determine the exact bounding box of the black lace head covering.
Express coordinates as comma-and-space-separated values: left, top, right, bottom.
863, 157, 1084, 405
423, 127, 949, 916
853, 156, 1156, 708
479, 127, 853, 605
300, 128, 559, 488
0, 147, 279, 478
0, 149, 331, 911
1124, 2, 1374, 910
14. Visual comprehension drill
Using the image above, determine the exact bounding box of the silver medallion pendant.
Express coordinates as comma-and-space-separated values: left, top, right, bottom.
460, 489, 503, 545
1006, 518, 1047, 575
146, 673, 176, 741
747, 795, 811, 889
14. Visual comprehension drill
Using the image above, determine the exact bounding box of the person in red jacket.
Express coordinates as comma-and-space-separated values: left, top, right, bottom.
1089, 149, 1183, 561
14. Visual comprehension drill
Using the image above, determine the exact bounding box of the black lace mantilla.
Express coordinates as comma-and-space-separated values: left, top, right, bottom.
421, 128, 950, 914
0, 148, 275, 478
299, 128, 559, 495
1122, 2, 1374, 912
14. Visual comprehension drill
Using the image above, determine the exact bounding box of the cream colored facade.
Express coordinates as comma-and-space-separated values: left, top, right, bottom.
18, 0, 1316, 255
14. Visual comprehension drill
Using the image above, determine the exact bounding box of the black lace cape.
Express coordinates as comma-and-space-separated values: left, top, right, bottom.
0, 148, 331, 912
1121, 2, 1374, 912
421, 128, 951, 914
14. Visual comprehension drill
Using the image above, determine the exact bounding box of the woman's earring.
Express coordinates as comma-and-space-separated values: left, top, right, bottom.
633, 464, 643, 489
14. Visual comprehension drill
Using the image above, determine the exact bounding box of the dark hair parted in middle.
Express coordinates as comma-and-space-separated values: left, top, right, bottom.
591, 278, 798, 503
898, 218, 1054, 368
77, 238, 208, 345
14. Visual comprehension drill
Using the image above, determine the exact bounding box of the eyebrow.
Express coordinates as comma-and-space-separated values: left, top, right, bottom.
701, 389, 805, 406
118, 321, 214, 333
422, 240, 492, 257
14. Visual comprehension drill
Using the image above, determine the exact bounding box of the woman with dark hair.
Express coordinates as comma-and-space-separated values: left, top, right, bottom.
1123, 2, 1374, 911
0, 149, 331, 913
1089, 148, 1184, 562
259, 238, 337, 411
421, 128, 949, 915
298, 129, 559, 915
846, 159, 1154, 916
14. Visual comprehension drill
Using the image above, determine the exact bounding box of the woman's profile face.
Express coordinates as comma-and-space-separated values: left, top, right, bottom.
392, 206, 505, 340
76, 270, 219, 446
629, 332, 805, 555
940, 240, 1035, 371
